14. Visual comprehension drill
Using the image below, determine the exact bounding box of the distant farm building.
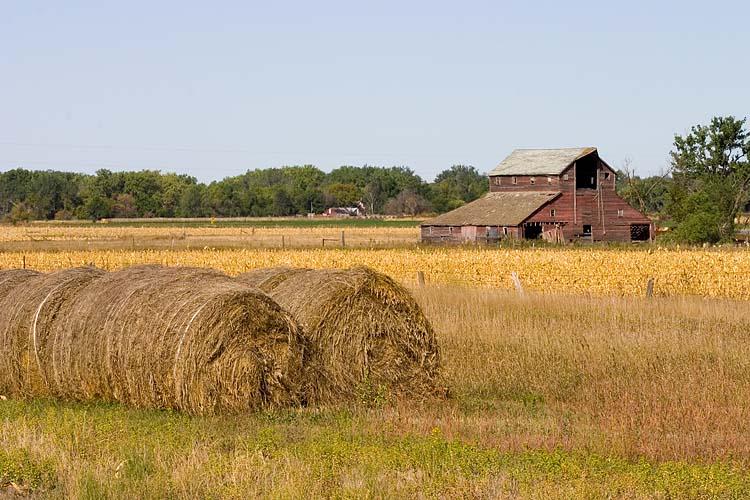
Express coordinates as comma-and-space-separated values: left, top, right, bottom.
323, 202, 366, 217
421, 148, 653, 243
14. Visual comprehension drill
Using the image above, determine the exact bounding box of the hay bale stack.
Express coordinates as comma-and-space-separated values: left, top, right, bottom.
0, 267, 106, 396
0, 269, 41, 300
236, 266, 445, 403
43, 265, 306, 414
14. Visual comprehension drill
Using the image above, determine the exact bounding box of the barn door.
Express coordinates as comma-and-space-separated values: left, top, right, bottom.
461, 226, 477, 241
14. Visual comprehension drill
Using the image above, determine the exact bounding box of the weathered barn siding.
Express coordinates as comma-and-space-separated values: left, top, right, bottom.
421, 225, 520, 243
421, 148, 653, 244
489, 174, 564, 192
522, 164, 652, 242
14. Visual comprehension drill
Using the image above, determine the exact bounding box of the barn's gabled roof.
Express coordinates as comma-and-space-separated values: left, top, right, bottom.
488, 147, 597, 176
421, 191, 560, 227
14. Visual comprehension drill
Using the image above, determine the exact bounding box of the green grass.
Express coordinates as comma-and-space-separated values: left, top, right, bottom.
2, 398, 750, 499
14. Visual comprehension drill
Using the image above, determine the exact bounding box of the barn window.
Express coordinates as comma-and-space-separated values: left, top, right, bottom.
512, 176, 517, 185
604, 172, 611, 180
503, 227, 508, 235
547, 176, 552, 184
618, 209, 624, 217
493, 177, 501, 186
448, 227, 453, 235
550, 209, 556, 217
428, 226, 433, 235
529, 177, 535, 185
563, 173, 569, 181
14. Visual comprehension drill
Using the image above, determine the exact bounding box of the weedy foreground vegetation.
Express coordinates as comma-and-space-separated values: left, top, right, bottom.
2, 286, 750, 498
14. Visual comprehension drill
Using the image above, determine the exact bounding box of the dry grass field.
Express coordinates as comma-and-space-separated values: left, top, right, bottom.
2, 225, 750, 498
2, 287, 750, 498
0, 224, 418, 251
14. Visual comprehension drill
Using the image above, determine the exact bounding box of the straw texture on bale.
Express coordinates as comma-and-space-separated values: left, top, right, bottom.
40, 265, 306, 414
236, 266, 445, 403
0, 267, 105, 396
0, 269, 41, 300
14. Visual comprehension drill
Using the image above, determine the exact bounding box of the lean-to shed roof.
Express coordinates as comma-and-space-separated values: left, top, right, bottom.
421, 191, 560, 227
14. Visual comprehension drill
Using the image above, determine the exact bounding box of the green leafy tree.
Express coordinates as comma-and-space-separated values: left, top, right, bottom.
668, 116, 750, 243
429, 165, 488, 213
123, 171, 163, 217
286, 165, 326, 214
326, 165, 429, 213
179, 184, 205, 217
80, 194, 112, 221
159, 173, 197, 217
0, 169, 83, 220
324, 182, 362, 207
8, 202, 34, 224
272, 189, 296, 216
0, 163, 474, 219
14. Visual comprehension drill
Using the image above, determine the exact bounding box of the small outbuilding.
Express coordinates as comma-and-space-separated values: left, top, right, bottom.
421, 147, 653, 243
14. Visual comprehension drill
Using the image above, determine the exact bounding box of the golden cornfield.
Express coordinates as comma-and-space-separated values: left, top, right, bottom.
2, 246, 750, 299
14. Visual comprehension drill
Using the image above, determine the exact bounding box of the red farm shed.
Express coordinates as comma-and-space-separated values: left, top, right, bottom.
421, 147, 653, 243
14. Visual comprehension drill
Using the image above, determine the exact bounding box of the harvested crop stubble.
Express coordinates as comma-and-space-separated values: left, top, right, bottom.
0, 266, 105, 396
236, 266, 445, 403
41, 265, 307, 414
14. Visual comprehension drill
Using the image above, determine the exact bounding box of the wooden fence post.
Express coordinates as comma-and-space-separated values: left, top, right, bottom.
22, 255, 26, 269
341, 231, 346, 247
511, 272, 524, 296
417, 271, 425, 287
645, 278, 654, 299
281, 235, 285, 249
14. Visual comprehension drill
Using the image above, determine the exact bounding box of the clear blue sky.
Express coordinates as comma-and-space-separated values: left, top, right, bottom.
2, 0, 747, 183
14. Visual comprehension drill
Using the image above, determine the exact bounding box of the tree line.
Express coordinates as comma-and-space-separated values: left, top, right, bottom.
0, 164, 488, 222
2, 116, 748, 244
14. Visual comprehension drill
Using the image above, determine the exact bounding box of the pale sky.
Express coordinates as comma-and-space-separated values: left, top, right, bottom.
2, 0, 747, 182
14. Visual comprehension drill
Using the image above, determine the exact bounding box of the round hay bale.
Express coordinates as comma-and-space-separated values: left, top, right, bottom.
236, 266, 445, 404
42, 265, 306, 414
238, 266, 310, 291
0, 267, 106, 396
0, 269, 41, 301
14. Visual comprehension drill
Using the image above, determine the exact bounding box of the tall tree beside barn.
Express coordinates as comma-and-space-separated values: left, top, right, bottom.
668, 116, 750, 243
430, 165, 488, 212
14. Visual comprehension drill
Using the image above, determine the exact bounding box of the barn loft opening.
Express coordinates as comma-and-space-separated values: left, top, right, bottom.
575, 152, 598, 189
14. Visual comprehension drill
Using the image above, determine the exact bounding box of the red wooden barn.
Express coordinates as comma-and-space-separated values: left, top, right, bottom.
421, 147, 653, 243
